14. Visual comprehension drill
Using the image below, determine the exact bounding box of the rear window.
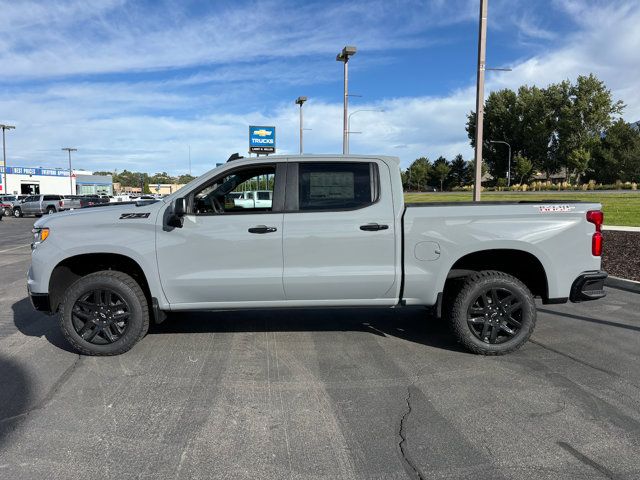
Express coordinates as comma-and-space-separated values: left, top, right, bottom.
43, 195, 60, 201
257, 191, 271, 200
298, 162, 376, 211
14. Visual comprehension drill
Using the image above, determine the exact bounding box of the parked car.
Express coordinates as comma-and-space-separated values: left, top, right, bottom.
28, 155, 607, 356
1, 201, 11, 217
62, 195, 82, 210
232, 190, 273, 209
13, 194, 69, 217
0, 194, 28, 216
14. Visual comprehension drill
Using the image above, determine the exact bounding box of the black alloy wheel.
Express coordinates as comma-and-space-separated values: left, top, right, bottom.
60, 270, 149, 355
71, 289, 131, 345
448, 270, 536, 355
466, 287, 523, 344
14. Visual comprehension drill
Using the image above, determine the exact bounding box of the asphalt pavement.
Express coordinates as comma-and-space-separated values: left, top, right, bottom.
1, 217, 639, 479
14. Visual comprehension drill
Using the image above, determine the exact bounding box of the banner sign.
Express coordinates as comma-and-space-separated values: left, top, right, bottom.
0, 166, 70, 177
249, 126, 276, 154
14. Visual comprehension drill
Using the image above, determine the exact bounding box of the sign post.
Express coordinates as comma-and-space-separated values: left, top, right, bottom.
249, 126, 276, 155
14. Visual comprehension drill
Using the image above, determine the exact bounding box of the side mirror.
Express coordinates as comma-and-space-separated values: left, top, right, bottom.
167, 198, 186, 228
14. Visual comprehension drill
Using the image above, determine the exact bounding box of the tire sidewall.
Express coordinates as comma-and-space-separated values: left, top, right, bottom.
14, 208, 21, 218
452, 273, 536, 354
61, 274, 146, 355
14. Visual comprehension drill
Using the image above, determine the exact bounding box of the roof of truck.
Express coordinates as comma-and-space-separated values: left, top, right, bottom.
232, 154, 400, 164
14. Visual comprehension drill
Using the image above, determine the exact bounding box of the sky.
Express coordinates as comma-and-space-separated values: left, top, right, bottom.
0, 0, 639, 175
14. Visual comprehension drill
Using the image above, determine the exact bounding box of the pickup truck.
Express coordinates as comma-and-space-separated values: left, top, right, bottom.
232, 190, 273, 209
28, 155, 607, 356
14, 194, 68, 217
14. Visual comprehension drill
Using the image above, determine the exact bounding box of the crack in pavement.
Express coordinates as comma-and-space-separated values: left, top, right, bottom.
397, 386, 426, 480
0, 354, 82, 425
557, 442, 620, 479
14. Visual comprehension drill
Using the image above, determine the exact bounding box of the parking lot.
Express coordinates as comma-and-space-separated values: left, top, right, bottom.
1, 216, 639, 479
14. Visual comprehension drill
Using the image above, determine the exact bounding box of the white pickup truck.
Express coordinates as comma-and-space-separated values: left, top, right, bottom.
231, 190, 273, 209
28, 155, 607, 356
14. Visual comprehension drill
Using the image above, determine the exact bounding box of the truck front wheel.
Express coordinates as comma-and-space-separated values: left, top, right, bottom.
449, 270, 536, 355
59, 271, 149, 355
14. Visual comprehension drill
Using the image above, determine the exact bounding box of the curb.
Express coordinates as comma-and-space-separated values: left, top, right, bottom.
603, 225, 640, 232
605, 276, 640, 294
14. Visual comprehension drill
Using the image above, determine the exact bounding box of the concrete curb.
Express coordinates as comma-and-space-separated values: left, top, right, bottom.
603, 225, 640, 232
605, 276, 640, 294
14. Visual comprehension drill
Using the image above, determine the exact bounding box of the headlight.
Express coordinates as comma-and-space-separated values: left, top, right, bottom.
31, 227, 50, 249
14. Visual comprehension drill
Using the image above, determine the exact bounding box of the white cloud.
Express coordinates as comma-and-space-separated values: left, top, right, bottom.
0, 0, 638, 176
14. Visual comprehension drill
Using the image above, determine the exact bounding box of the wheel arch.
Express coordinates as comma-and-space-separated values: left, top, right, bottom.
49, 253, 153, 316
445, 248, 549, 301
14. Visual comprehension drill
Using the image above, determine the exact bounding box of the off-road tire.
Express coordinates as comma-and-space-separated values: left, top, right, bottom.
60, 270, 149, 356
449, 270, 536, 355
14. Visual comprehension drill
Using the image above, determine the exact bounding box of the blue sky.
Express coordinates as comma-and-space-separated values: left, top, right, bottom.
1, 0, 639, 174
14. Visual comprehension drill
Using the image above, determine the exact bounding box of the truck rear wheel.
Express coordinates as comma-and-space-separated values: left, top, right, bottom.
13, 207, 22, 218
449, 270, 536, 355
59, 270, 149, 355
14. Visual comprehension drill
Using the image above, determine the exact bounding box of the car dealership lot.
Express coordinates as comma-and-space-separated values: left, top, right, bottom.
1, 217, 640, 479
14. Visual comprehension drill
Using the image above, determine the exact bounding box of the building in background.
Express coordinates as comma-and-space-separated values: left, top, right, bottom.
76, 171, 113, 195
0, 165, 112, 195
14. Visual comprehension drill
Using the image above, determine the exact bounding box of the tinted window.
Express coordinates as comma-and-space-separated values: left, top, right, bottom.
257, 191, 271, 200
24, 196, 37, 202
43, 195, 59, 201
298, 162, 375, 211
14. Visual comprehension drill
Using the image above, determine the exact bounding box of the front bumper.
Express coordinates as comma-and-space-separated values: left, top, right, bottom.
570, 271, 607, 302
29, 291, 52, 313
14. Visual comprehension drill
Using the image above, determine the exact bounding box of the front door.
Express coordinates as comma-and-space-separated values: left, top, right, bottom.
156, 163, 286, 307
282, 160, 397, 303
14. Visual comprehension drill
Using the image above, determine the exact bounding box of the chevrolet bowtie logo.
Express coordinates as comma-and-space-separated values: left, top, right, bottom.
253, 129, 272, 137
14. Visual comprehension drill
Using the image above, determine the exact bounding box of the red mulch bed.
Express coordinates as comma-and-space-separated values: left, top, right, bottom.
602, 231, 640, 282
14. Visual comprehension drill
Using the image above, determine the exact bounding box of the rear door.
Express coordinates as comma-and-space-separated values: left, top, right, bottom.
282, 160, 397, 303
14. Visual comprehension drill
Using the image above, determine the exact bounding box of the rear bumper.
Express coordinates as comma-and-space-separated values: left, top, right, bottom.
570, 271, 607, 302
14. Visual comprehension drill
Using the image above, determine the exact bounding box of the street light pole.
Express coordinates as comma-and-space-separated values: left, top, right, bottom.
346, 109, 384, 152
473, 0, 488, 202
489, 140, 512, 186
295, 96, 307, 155
336, 46, 357, 155
0, 124, 15, 194
62, 147, 77, 195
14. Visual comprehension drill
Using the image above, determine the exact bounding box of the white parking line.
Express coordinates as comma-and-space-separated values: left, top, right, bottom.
0, 244, 31, 253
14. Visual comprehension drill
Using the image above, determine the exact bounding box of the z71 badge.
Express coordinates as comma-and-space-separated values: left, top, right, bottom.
119, 213, 150, 219
537, 205, 576, 213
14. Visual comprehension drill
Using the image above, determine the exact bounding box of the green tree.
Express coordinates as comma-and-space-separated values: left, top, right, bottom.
449, 154, 468, 186
176, 174, 197, 184
591, 119, 640, 183
465, 159, 488, 185
432, 157, 451, 191
405, 157, 431, 191
567, 148, 591, 185
513, 155, 533, 185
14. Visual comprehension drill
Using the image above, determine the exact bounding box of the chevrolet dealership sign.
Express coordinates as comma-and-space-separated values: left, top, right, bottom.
249, 126, 276, 154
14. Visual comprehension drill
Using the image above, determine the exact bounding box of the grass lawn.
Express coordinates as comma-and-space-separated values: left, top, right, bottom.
404, 191, 640, 227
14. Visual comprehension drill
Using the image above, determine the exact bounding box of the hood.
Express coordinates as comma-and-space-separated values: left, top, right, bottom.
34, 200, 165, 229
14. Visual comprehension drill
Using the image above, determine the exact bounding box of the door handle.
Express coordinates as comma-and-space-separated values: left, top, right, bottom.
360, 223, 389, 231
248, 225, 278, 234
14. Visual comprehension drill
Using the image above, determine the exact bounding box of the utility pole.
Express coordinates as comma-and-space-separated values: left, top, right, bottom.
0, 124, 15, 194
295, 96, 307, 155
336, 46, 357, 155
61, 147, 77, 195
473, 0, 488, 202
